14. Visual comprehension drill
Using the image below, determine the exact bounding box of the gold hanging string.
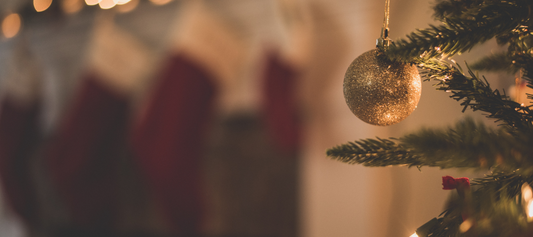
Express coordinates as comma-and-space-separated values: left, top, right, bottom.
383, 0, 389, 38
377, 0, 391, 48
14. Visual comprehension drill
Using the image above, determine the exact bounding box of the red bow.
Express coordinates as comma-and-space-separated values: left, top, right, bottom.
442, 176, 470, 190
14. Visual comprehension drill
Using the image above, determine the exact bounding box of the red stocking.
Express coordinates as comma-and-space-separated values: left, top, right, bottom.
45, 74, 129, 230
262, 53, 301, 154
132, 54, 216, 236
0, 98, 41, 227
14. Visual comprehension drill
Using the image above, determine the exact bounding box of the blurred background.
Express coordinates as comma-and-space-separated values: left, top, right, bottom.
0, 0, 512, 237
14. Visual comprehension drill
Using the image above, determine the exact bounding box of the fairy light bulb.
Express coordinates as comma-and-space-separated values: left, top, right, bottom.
99, 0, 116, 9
528, 200, 533, 219
410, 233, 418, 237
85, 0, 101, 6
2, 13, 21, 38
521, 183, 533, 221
34, 0, 53, 12
523, 183, 532, 201
459, 219, 473, 233
149, 0, 172, 5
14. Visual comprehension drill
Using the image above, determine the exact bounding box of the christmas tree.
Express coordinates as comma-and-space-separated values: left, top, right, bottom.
326, 0, 533, 236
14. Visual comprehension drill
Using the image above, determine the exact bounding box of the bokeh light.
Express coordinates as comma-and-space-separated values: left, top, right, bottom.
116, 0, 131, 4
149, 0, 172, 6
99, 0, 116, 9
459, 219, 473, 233
2, 13, 21, 38
34, 0, 53, 12
523, 183, 532, 201
85, 0, 101, 6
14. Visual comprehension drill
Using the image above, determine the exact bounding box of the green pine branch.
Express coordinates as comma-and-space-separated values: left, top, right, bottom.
420, 59, 533, 130
330, 0, 533, 236
470, 52, 519, 74
471, 35, 533, 89
386, 0, 531, 62
327, 118, 533, 174
380, 2, 533, 131
326, 137, 421, 167
380, 0, 533, 130
432, 0, 495, 21
387, 54, 533, 131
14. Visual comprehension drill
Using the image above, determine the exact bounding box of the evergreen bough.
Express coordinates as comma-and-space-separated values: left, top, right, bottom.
326, 0, 533, 236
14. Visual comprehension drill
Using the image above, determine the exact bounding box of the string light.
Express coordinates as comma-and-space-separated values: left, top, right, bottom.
149, 0, 172, 6
34, 0, 54, 12
85, 0, 101, 6
523, 184, 533, 201
2, 13, 22, 39
99, 0, 116, 9
409, 233, 418, 237
528, 200, 533, 219
522, 183, 533, 221
1, 0, 172, 39
3, 0, 173, 19
459, 219, 473, 233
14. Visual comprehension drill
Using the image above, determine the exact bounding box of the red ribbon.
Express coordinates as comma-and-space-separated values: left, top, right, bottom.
442, 176, 470, 190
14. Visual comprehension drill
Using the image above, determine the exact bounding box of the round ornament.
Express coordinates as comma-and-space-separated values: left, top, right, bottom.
343, 49, 421, 126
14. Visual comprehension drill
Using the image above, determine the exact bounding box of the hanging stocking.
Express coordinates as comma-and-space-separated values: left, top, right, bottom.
131, 2, 245, 235
0, 38, 42, 229
44, 14, 152, 232
261, 53, 301, 153
261, 0, 312, 154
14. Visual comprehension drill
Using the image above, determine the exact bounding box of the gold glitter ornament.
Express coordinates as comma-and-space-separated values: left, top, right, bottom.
343, 49, 421, 126
342, 0, 421, 126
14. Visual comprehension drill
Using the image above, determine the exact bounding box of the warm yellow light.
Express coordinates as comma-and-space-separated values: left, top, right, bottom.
85, 0, 101, 6
528, 200, 533, 219
61, 0, 83, 14
34, 0, 53, 12
409, 233, 419, 237
459, 219, 473, 233
116, 0, 130, 4
523, 183, 532, 201
149, 0, 172, 6
99, 0, 116, 9
525, 188, 533, 201
116, 0, 138, 13
2, 13, 21, 38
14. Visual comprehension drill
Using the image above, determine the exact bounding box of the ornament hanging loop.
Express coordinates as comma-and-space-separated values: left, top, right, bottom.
376, 0, 391, 49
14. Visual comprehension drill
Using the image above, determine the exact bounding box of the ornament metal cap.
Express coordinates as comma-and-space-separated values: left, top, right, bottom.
376, 28, 391, 49
376, 0, 391, 49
